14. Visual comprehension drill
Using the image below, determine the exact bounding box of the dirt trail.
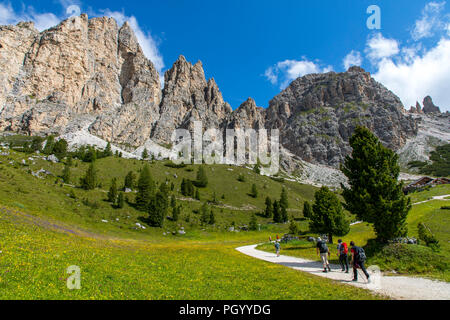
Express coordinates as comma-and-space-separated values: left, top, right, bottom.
236, 245, 450, 300
413, 194, 450, 205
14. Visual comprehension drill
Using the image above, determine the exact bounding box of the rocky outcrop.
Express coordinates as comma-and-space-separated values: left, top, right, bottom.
422, 96, 441, 114
151, 56, 231, 143
0, 15, 161, 145
0, 16, 423, 170
264, 66, 419, 167
225, 98, 266, 129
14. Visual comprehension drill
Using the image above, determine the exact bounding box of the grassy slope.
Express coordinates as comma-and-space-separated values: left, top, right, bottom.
258, 185, 450, 281
0, 148, 384, 299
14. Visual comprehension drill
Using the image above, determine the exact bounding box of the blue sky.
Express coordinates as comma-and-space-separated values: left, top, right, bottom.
1, 1, 450, 111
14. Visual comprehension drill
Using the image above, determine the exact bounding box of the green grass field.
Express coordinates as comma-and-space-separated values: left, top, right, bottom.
258, 185, 450, 281
0, 145, 386, 300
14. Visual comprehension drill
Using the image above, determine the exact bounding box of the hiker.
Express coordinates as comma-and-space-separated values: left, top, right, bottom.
316, 237, 331, 273
276, 234, 280, 241
274, 241, 281, 257
337, 239, 349, 273
269, 236, 272, 243
350, 241, 370, 283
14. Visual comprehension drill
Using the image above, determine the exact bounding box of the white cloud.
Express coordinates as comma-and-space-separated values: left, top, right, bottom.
362, 2, 450, 112
0, 2, 164, 78
365, 33, 400, 62
343, 50, 363, 70
0, 2, 59, 31
372, 38, 450, 111
412, 1, 447, 40
265, 58, 333, 89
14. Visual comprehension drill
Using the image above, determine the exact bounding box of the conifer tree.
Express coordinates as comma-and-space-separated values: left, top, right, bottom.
117, 192, 125, 209
200, 203, 210, 225
303, 201, 313, 219
108, 178, 118, 203
104, 142, 113, 157
43, 136, 55, 155
250, 184, 258, 198
80, 162, 97, 190
124, 171, 135, 190
341, 126, 411, 243
136, 165, 155, 211
249, 214, 258, 231
273, 200, 281, 223
265, 197, 273, 218
147, 183, 169, 227
310, 186, 349, 244
195, 166, 208, 188
142, 148, 149, 160
209, 209, 216, 225
62, 163, 71, 184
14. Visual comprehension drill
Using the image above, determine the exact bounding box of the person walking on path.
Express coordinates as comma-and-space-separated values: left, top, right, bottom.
316, 237, 331, 273
350, 241, 370, 283
274, 241, 281, 257
337, 239, 349, 273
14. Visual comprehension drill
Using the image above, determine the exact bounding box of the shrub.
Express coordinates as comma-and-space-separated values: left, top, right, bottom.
418, 223, 440, 252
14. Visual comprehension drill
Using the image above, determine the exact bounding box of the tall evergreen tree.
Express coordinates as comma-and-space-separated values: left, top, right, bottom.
310, 186, 350, 244
249, 214, 258, 231
62, 163, 71, 184
209, 209, 216, 225
265, 197, 273, 218
273, 200, 281, 223
80, 162, 97, 190
124, 171, 136, 190
195, 166, 208, 188
117, 192, 125, 209
30, 136, 44, 153
195, 188, 200, 201
104, 142, 113, 157
53, 139, 68, 159
136, 165, 155, 211
341, 126, 411, 243
303, 201, 313, 219
250, 184, 258, 198
142, 148, 149, 160
43, 136, 55, 155
200, 203, 210, 225
108, 178, 118, 203
173, 205, 180, 222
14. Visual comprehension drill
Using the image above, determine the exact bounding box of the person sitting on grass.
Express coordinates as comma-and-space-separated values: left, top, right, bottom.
350, 241, 370, 283
274, 241, 281, 257
316, 237, 331, 273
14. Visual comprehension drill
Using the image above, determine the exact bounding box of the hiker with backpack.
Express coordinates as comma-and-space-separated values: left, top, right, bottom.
350, 241, 370, 283
316, 237, 331, 273
274, 241, 281, 257
337, 239, 349, 273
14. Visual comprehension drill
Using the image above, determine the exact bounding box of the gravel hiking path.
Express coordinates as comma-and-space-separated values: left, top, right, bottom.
413, 194, 450, 205
236, 245, 450, 300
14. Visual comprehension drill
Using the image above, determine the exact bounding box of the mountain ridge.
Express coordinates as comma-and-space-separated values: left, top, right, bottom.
0, 15, 446, 174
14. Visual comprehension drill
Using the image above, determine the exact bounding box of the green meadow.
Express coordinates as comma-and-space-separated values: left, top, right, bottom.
258, 185, 450, 282
0, 145, 384, 300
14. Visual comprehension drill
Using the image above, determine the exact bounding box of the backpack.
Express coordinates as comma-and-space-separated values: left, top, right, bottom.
354, 246, 366, 262
342, 242, 348, 255
319, 241, 328, 253
274, 242, 280, 250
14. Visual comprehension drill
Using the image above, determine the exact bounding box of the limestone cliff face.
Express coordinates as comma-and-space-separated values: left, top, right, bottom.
0, 16, 422, 169
0, 15, 161, 146
151, 56, 232, 143
264, 66, 419, 167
